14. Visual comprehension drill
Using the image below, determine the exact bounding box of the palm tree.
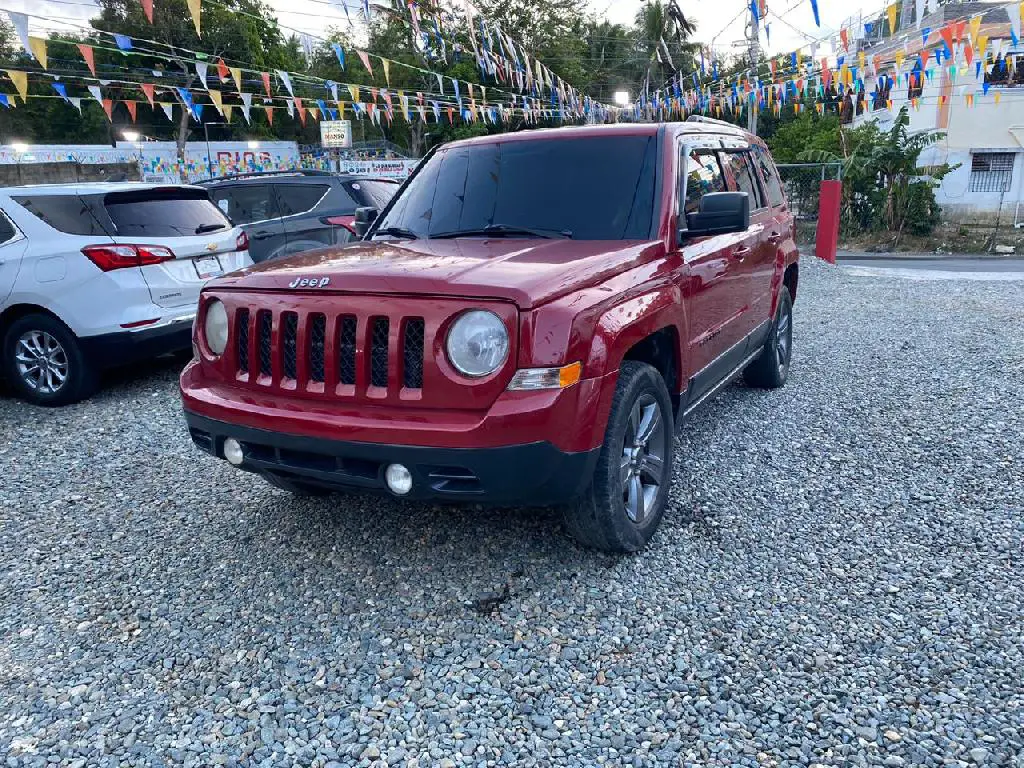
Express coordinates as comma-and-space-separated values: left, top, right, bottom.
633, 0, 696, 97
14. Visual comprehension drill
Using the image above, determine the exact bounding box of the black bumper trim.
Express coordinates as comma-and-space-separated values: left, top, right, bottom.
81, 323, 192, 368
184, 412, 600, 505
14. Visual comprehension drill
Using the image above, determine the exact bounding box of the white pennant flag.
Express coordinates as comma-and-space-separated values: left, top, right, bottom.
927, 0, 938, 12
285, 97, 295, 118
916, 0, 925, 25
152, 70, 163, 77
160, 102, 174, 121
435, 73, 443, 94
69, 97, 82, 114
300, 33, 315, 67
277, 70, 294, 97
240, 91, 252, 123
87, 85, 103, 105
1010, 4, 1022, 41
196, 61, 209, 88
6, 11, 31, 54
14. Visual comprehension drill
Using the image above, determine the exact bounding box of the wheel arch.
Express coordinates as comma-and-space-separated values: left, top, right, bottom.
0, 303, 73, 341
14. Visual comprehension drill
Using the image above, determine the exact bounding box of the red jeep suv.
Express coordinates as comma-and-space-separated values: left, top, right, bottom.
181, 118, 799, 552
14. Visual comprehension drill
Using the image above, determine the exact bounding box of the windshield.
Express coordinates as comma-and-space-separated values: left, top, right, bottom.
375, 135, 657, 240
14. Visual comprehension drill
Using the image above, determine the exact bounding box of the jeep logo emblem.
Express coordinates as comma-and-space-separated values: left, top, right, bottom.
288, 277, 331, 288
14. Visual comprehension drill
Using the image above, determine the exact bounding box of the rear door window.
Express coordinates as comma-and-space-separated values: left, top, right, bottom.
345, 179, 398, 209
210, 184, 280, 224
722, 151, 767, 210
104, 189, 231, 237
0, 211, 18, 243
13, 195, 112, 236
682, 149, 727, 215
752, 146, 787, 208
275, 184, 330, 217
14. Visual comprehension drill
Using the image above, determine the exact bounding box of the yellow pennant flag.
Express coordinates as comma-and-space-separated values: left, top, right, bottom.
222, 104, 233, 122
337, 101, 344, 120
887, 2, 898, 35
347, 84, 359, 102
859, 51, 865, 72
995, 91, 1002, 104
382, 59, 390, 86
187, 0, 201, 35
230, 67, 242, 92
309, 107, 319, 121
968, 15, 982, 46
28, 37, 47, 69
208, 88, 223, 114
895, 51, 905, 71
976, 35, 988, 61
5, 70, 27, 102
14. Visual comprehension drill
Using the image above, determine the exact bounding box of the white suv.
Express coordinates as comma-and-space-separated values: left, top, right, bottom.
0, 182, 252, 405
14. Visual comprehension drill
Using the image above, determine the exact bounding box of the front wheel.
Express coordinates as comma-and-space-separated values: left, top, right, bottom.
563, 361, 675, 553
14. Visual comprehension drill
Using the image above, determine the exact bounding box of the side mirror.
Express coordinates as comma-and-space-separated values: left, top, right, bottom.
353, 206, 379, 238
682, 192, 750, 239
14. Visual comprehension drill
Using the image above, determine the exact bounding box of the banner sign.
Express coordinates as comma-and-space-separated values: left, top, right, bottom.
320, 119, 353, 147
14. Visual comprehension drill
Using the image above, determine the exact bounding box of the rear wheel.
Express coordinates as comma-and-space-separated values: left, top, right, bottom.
563, 361, 674, 553
743, 286, 793, 389
261, 473, 333, 496
2, 313, 98, 406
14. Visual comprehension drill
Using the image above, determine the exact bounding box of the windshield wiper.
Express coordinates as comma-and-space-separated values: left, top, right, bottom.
195, 223, 227, 234
431, 224, 573, 239
372, 226, 419, 240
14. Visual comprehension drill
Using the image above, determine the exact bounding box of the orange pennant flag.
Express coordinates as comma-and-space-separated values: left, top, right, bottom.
295, 97, 306, 124
965, 44, 974, 65
124, 100, 137, 122
217, 58, 229, 82
77, 44, 96, 76
356, 50, 373, 77
264, 105, 273, 124
140, 82, 155, 106
261, 72, 271, 97
139, 0, 153, 23
840, 28, 849, 50
101, 99, 113, 121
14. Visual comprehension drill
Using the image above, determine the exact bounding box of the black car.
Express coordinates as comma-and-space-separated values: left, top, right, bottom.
200, 171, 400, 263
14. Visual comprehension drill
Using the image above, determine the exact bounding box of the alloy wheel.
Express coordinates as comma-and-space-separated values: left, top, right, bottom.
619, 394, 668, 523
15, 330, 69, 395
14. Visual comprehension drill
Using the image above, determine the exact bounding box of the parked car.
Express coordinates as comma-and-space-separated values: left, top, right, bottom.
181, 119, 799, 552
0, 182, 252, 406
199, 171, 400, 262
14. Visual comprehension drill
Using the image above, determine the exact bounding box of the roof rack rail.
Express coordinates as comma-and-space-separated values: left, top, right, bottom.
685, 115, 742, 129
195, 169, 337, 184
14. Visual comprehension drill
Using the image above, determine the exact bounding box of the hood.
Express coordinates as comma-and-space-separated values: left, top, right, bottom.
208, 237, 666, 309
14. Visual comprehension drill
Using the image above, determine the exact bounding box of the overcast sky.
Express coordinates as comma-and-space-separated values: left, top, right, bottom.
16, 0, 872, 71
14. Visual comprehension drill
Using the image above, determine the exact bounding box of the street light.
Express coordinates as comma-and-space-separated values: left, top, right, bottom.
122, 130, 140, 142
613, 91, 631, 107
11, 142, 29, 153
246, 140, 260, 149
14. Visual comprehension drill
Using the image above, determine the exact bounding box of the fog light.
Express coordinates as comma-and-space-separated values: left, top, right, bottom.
223, 437, 244, 466
385, 463, 413, 495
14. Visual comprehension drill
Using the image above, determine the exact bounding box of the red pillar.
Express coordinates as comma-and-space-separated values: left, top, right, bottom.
815, 180, 842, 264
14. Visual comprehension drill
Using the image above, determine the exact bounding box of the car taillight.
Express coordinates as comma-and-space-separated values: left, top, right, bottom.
321, 215, 357, 234
235, 230, 249, 252
82, 244, 175, 272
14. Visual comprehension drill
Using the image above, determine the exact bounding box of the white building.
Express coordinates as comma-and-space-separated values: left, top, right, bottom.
850, 3, 1024, 223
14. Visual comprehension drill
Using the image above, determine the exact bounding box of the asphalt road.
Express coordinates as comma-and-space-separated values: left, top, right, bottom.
836, 252, 1024, 274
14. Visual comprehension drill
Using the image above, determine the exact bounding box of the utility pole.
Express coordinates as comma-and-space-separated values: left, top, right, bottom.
745, 2, 760, 135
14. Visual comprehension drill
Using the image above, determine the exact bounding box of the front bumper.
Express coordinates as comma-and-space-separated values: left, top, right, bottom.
185, 412, 599, 504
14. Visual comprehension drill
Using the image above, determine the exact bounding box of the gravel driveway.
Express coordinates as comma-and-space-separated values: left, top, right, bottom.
1, 259, 1022, 767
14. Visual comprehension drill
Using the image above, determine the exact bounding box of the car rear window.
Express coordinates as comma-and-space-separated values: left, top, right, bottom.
103, 188, 231, 237
376, 136, 658, 240
345, 179, 398, 210
210, 184, 280, 224
13, 194, 113, 236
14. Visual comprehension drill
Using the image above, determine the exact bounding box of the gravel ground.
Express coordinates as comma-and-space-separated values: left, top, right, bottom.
1, 258, 1022, 767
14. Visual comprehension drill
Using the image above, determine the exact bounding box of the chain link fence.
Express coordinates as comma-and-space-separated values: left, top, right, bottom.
775, 163, 843, 245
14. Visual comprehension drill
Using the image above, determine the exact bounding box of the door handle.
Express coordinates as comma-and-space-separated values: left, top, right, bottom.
252, 230, 273, 241
768, 231, 781, 244
732, 246, 751, 259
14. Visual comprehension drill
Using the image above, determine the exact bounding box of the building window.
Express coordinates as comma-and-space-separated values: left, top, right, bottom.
969, 153, 1015, 193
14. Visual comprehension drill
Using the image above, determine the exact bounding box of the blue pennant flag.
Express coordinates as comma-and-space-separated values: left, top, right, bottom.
52, 82, 68, 100
192, 103, 204, 120
810, 0, 820, 27
113, 34, 132, 51
176, 87, 194, 107
865, 22, 873, 36
765, 24, 770, 43
983, 80, 990, 94
0, 94, 8, 108
332, 43, 345, 70
921, 27, 931, 45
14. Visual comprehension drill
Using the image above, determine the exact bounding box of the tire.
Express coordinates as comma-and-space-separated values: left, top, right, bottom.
2, 313, 98, 406
261, 473, 333, 496
563, 361, 675, 553
743, 285, 793, 389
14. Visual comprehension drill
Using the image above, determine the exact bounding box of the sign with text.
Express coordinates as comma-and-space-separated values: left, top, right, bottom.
320, 120, 352, 148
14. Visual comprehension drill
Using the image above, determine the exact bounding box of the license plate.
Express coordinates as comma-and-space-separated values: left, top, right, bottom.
193, 255, 223, 280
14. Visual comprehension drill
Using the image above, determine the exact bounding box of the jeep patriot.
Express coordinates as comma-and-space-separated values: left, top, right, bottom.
181, 119, 799, 552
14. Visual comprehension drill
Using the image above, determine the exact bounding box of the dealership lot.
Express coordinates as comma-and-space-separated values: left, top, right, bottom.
1, 258, 1021, 765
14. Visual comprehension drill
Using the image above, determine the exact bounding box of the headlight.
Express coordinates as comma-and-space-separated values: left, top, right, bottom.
204, 299, 228, 356
446, 310, 509, 377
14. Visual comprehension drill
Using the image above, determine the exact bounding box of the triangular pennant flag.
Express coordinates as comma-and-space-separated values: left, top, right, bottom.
995, 91, 1002, 104
348, 84, 359, 102
327, 81, 338, 102
265, 105, 274, 124
217, 59, 229, 82
139, 0, 154, 23
140, 82, 155, 107
382, 58, 391, 85
887, 3, 899, 34
6, 12, 30, 54
160, 101, 173, 120
192, 103, 203, 121
1010, 3, 1023, 44
52, 82, 68, 101
285, 98, 295, 118
87, 84, 103, 105
300, 33, 315, 67
28, 37, 47, 69
101, 99, 113, 121
196, 62, 209, 88
435, 72, 443, 94
222, 104, 233, 122
295, 97, 306, 125
69, 97, 82, 114
276, 70, 294, 97
940, 25, 955, 53
332, 43, 345, 70
357, 50, 373, 77
124, 100, 137, 122
5, 71, 27, 103
840, 28, 849, 50
916, 0, 925, 25
77, 44, 96, 76
308, 107, 318, 121
809, 0, 820, 27
261, 72, 271, 97
114, 34, 133, 51
208, 89, 224, 115
240, 92, 252, 123
187, 0, 201, 35
229, 67, 242, 92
